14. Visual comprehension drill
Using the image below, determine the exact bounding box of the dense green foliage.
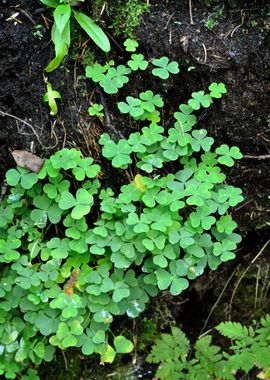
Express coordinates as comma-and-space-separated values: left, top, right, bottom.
147, 315, 270, 380
0, 42, 244, 378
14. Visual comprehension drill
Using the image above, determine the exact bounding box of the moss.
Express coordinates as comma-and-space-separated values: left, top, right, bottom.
90, 0, 149, 38
110, 0, 149, 37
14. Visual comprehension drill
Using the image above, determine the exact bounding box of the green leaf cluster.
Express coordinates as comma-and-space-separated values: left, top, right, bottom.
40, 0, 111, 72
85, 51, 179, 95
0, 48, 243, 378
147, 315, 270, 380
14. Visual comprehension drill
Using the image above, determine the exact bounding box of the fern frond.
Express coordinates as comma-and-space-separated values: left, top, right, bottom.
226, 351, 254, 373
257, 314, 270, 340
195, 335, 222, 363
260, 314, 270, 328
254, 347, 270, 368
216, 321, 249, 340
147, 327, 189, 365
148, 315, 270, 380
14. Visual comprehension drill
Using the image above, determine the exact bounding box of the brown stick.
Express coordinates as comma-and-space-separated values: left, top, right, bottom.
243, 154, 270, 160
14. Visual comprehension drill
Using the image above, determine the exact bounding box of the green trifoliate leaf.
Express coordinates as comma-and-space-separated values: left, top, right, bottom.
174, 104, 197, 127
72, 157, 100, 181
85, 63, 107, 82
188, 90, 212, 110
128, 132, 147, 153
100, 65, 131, 94
152, 56, 180, 79
128, 54, 148, 71
118, 96, 144, 118
140, 124, 164, 145
113, 282, 130, 302
137, 154, 163, 173
50, 148, 81, 170
43, 174, 70, 199
190, 129, 214, 152
216, 215, 237, 234
124, 38, 138, 52
209, 82, 227, 98
59, 189, 93, 219
216, 144, 243, 167
100, 135, 132, 169
47, 237, 70, 259
6, 167, 38, 189
217, 186, 244, 207
140, 90, 164, 112
88, 103, 104, 118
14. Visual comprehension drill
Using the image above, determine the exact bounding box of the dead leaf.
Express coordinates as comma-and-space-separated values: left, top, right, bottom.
12, 150, 44, 173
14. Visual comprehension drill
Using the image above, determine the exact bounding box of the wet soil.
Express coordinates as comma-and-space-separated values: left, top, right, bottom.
1, 0, 270, 379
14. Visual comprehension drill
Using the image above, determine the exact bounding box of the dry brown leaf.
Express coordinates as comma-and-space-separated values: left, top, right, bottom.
12, 150, 44, 173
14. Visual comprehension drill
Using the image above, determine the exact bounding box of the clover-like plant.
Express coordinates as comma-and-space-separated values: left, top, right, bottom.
0, 46, 244, 379
99, 65, 132, 94
6, 167, 39, 189
123, 38, 139, 52
216, 144, 243, 167
152, 56, 180, 79
88, 103, 104, 118
128, 54, 148, 71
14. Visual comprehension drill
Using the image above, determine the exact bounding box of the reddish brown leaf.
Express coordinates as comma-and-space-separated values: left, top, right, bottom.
12, 150, 44, 173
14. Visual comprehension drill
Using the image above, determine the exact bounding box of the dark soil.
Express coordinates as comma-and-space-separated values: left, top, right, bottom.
0, 0, 270, 379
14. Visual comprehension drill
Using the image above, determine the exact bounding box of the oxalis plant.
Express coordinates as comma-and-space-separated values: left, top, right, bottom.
0, 50, 243, 378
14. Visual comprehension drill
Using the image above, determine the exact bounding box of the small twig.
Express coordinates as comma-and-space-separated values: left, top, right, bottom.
243, 154, 270, 160
202, 42, 207, 63
253, 265, 261, 315
228, 240, 270, 320
0, 109, 57, 149
189, 0, 194, 25
169, 28, 172, 45
61, 349, 68, 370
0, 109, 44, 146
231, 24, 241, 38
105, 31, 123, 51
163, 12, 175, 30
96, 87, 125, 140
234, 198, 252, 211
18, 8, 36, 25
100, 2, 107, 16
